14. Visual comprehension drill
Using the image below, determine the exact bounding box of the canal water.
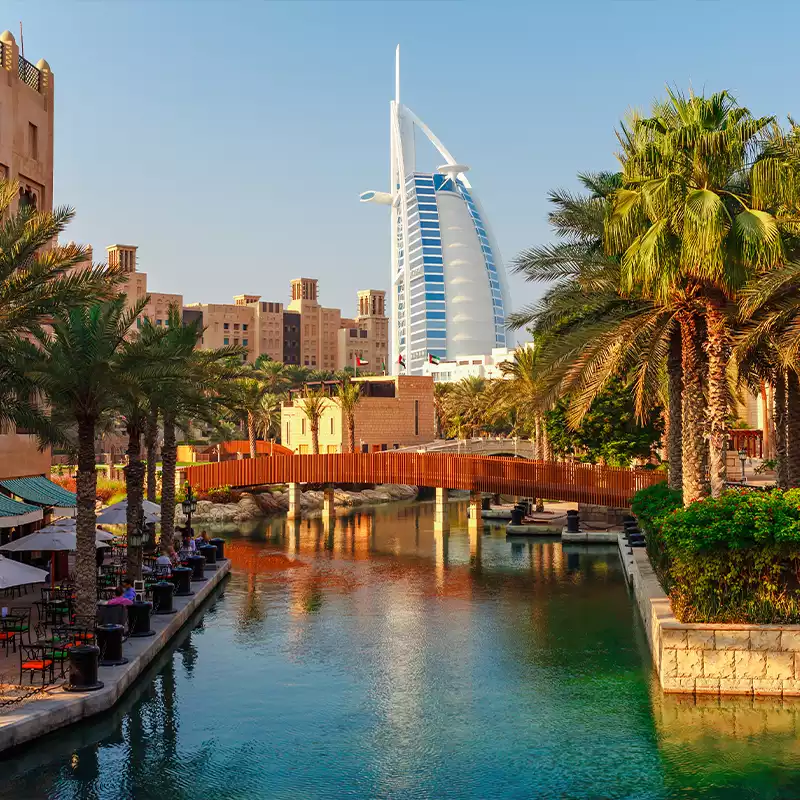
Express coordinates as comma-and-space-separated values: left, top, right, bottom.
3, 500, 800, 799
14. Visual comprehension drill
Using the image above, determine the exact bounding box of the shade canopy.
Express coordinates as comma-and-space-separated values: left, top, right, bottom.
0, 556, 48, 589
0, 530, 110, 552
44, 519, 116, 541
0, 476, 77, 510
0, 494, 42, 529
97, 499, 160, 525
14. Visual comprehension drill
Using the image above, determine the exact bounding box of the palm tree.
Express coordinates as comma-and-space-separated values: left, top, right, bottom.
226, 366, 272, 457
433, 383, 451, 439
337, 378, 361, 452
153, 308, 242, 544
0, 179, 124, 436
509, 173, 681, 483
254, 393, 282, 444
298, 388, 327, 454
25, 297, 146, 619
607, 89, 782, 498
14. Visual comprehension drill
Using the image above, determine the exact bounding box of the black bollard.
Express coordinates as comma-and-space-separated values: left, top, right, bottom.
96, 624, 127, 666
127, 601, 155, 637
510, 506, 525, 526
187, 554, 206, 581
209, 537, 225, 560
64, 645, 104, 691
171, 566, 194, 597
566, 510, 580, 533
199, 544, 217, 566
152, 581, 176, 615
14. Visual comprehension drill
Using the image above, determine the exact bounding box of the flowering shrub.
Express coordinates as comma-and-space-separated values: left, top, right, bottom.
649, 489, 800, 623
198, 485, 242, 504
51, 474, 126, 503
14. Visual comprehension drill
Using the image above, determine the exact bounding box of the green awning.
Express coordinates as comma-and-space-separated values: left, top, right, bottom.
0, 494, 43, 528
0, 476, 77, 509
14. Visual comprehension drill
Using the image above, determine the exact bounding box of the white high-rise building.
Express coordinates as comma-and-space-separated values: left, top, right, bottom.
361, 46, 512, 376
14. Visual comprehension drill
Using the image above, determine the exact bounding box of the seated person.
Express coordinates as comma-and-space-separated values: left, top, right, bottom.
181, 533, 196, 553
107, 586, 133, 606
122, 579, 137, 602
155, 547, 173, 574
167, 545, 180, 566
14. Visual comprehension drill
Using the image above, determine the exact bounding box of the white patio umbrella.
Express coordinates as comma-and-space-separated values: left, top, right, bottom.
0, 555, 48, 590
97, 499, 160, 525
42, 519, 116, 541
0, 530, 110, 552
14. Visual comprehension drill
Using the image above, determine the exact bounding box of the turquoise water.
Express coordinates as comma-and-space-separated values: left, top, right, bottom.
3, 501, 800, 799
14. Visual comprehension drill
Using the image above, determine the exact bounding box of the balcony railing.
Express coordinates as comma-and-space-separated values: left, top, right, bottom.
729, 429, 763, 459
18, 56, 41, 93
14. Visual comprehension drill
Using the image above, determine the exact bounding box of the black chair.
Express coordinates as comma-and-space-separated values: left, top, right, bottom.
5, 607, 31, 644
19, 643, 55, 686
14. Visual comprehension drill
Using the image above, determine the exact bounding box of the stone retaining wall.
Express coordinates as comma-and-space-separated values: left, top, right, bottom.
620, 536, 800, 696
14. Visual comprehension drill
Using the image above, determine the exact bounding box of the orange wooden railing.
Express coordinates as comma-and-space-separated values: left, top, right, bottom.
185, 453, 666, 507
728, 429, 763, 459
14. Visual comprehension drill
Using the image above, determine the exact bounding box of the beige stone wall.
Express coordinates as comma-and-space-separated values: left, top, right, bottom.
624, 539, 800, 696
0, 432, 50, 480
281, 376, 435, 454
0, 31, 53, 215
188, 302, 256, 362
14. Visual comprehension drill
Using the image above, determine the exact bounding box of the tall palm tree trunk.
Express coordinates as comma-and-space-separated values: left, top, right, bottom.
247, 411, 257, 458
145, 408, 158, 502
787, 371, 800, 487
125, 425, 144, 580
533, 415, 542, 460
542, 423, 552, 461
775, 370, 789, 489
667, 327, 683, 491
161, 411, 177, 542
311, 423, 319, 455
679, 312, 707, 504
761, 382, 772, 459
74, 418, 98, 620
705, 300, 728, 497
347, 413, 355, 453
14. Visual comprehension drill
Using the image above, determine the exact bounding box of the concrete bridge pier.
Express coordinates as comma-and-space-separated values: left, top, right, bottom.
434, 487, 449, 532
287, 482, 302, 520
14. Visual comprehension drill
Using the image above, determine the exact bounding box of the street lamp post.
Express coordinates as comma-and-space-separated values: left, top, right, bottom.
738, 448, 748, 483
181, 483, 198, 533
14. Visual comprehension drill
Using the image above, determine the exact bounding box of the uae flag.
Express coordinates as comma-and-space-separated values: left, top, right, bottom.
397, 354, 406, 369
428, 353, 441, 365
356, 356, 369, 367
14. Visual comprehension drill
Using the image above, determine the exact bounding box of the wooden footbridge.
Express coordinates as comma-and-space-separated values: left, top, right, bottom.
185, 453, 664, 507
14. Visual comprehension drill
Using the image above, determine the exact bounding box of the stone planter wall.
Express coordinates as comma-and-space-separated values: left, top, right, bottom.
620, 537, 800, 696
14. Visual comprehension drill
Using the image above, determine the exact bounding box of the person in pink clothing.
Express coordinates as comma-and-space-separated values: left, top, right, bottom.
107, 586, 133, 606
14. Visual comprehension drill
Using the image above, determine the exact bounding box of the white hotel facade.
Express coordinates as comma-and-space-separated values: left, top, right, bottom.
361, 47, 512, 375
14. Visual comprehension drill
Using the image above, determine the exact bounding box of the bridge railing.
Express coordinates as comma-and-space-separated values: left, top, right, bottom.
186, 453, 666, 507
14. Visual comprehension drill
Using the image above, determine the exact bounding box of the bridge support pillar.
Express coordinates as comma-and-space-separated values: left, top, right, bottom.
434, 487, 449, 531
323, 485, 335, 519
287, 482, 302, 520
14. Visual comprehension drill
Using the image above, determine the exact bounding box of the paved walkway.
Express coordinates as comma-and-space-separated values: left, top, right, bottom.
0, 559, 230, 754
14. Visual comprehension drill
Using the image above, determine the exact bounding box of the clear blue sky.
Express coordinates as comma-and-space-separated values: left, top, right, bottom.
9, 1, 800, 316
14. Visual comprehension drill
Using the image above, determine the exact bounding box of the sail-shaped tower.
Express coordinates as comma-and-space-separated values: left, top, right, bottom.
361, 46, 512, 376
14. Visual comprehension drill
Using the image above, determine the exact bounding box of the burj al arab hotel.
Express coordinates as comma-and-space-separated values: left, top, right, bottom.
361, 47, 512, 376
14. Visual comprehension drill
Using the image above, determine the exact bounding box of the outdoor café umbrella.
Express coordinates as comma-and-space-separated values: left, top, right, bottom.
0, 530, 111, 552
97, 499, 160, 525
0, 555, 48, 590
43, 518, 116, 541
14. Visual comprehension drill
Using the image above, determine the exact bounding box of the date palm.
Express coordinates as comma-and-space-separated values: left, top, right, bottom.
337, 378, 361, 452
0, 179, 124, 437
510, 173, 684, 489
298, 388, 327, 454
226, 366, 274, 457
152, 307, 243, 543
24, 297, 146, 619
607, 89, 782, 498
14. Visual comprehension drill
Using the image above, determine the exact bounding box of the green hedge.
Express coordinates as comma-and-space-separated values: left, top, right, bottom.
637, 488, 800, 624
630, 482, 681, 588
